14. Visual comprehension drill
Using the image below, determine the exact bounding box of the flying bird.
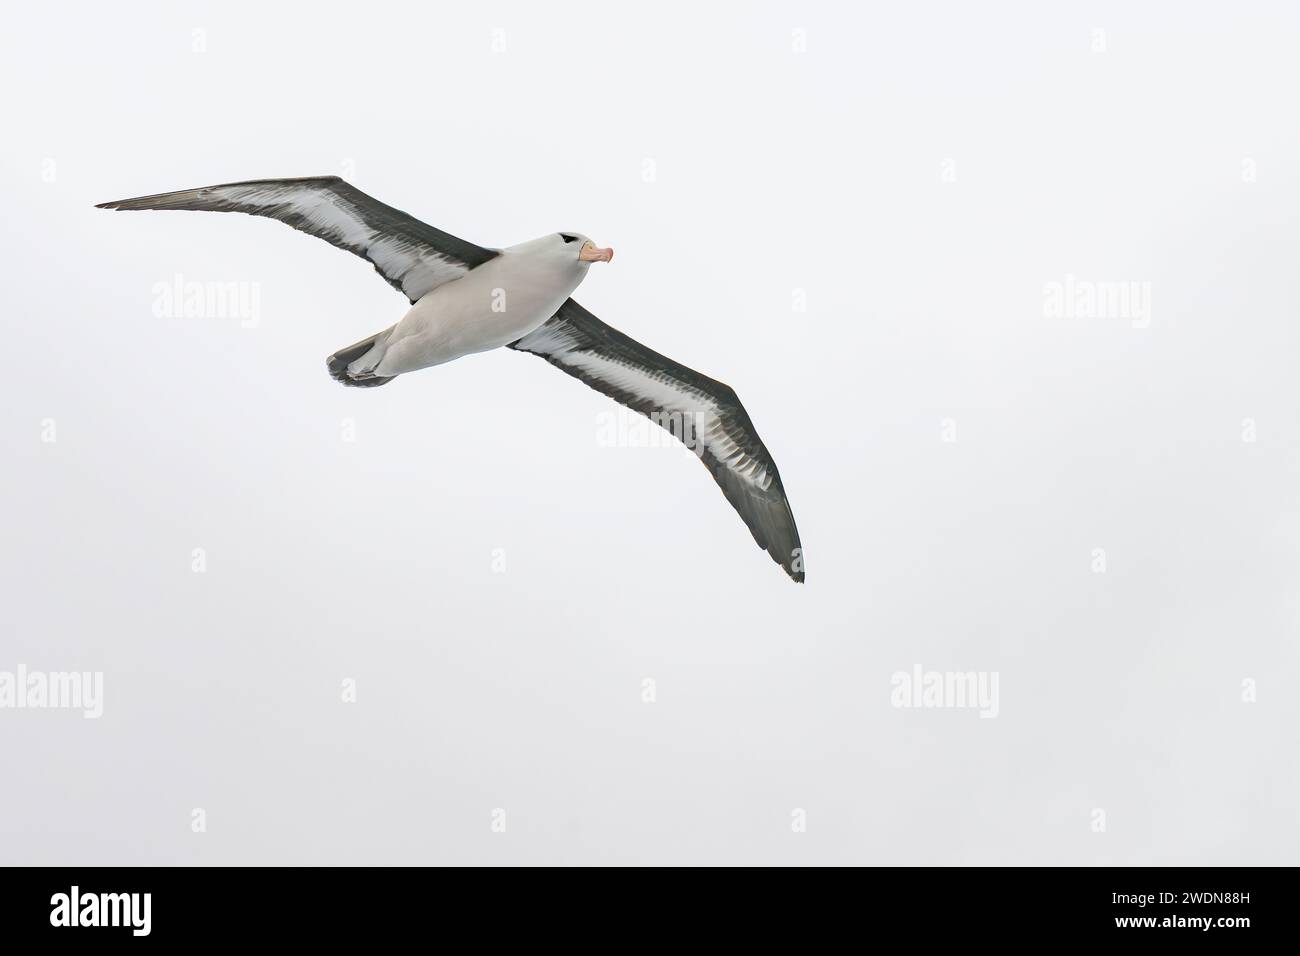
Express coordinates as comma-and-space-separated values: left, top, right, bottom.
97, 177, 804, 581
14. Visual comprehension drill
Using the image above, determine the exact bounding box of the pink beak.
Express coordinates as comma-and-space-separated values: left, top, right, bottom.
579, 241, 614, 263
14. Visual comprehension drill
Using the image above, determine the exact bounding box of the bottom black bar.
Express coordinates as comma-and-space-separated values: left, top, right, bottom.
0, 865, 1286, 942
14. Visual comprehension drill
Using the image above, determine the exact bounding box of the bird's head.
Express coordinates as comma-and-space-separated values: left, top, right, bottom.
557, 232, 614, 265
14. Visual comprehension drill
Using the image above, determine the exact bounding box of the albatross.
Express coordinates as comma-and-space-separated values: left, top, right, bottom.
97, 177, 805, 581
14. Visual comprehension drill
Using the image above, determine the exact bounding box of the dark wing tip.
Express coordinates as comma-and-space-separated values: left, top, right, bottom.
94, 176, 347, 211
94, 191, 198, 211
776, 550, 806, 582
778, 541, 806, 583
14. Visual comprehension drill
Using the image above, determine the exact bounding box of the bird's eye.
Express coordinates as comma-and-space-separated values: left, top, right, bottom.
559, 233, 580, 243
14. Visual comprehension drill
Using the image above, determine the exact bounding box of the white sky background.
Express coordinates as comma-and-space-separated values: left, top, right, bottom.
2, 1, 1298, 864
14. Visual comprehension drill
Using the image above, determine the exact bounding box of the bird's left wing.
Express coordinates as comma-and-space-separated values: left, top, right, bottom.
510, 299, 805, 582
96, 176, 497, 303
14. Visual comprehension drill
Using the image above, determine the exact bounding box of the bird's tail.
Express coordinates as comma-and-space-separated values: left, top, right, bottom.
326, 328, 395, 388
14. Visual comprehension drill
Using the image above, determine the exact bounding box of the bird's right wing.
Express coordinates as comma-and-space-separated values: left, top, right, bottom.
96, 176, 498, 303
510, 299, 805, 582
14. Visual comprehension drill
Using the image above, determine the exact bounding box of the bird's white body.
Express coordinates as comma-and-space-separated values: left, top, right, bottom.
354, 235, 596, 379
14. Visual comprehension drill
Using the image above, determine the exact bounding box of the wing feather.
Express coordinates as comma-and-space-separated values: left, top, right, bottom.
511, 299, 805, 582
97, 176, 497, 302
